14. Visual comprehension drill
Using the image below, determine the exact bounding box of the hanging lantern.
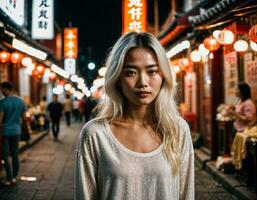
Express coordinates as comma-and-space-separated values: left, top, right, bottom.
179, 58, 191, 69
212, 30, 221, 40
36, 65, 45, 74
0, 50, 10, 63
172, 65, 181, 74
249, 25, 257, 42
190, 50, 201, 62
198, 43, 209, 56
250, 41, 257, 52
49, 72, 57, 81
21, 57, 32, 67
10, 52, 22, 64
234, 39, 248, 53
217, 30, 235, 45
203, 36, 220, 51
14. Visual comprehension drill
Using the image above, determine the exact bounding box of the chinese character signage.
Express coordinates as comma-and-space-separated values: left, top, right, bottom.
32, 0, 54, 39
224, 51, 238, 104
123, 0, 146, 34
0, 0, 25, 26
64, 28, 78, 59
64, 58, 76, 75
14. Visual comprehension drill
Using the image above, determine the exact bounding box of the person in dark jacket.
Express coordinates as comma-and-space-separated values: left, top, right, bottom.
47, 94, 63, 140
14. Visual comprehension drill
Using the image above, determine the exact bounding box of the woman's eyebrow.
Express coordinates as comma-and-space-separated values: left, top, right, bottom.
123, 64, 159, 69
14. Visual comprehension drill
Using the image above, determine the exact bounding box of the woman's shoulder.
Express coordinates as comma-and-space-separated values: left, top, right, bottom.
177, 117, 190, 133
80, 118, 106, 138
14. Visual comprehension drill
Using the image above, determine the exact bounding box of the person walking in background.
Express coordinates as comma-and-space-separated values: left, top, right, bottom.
63, 94, 73, 126
39, 96, 47, 114
75, 32, 194, 200
47, 94, 63, 140
78, 98, 86, 122
0, 81, 28, 186
72, 98, 80, 122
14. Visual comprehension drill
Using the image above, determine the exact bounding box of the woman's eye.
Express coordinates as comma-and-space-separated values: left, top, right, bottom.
125, 70, 136, 76
148, 70, 157, 75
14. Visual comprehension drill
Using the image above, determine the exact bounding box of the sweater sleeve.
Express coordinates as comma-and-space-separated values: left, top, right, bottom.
75, 124, 99, 200
179, 119, 195, 200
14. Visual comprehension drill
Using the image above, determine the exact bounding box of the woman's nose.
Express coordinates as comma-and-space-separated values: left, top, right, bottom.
137, 72, 148, 88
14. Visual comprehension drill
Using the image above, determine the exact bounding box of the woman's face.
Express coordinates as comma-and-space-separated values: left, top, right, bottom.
235, 87, 241, 98
119, 47, 163, 107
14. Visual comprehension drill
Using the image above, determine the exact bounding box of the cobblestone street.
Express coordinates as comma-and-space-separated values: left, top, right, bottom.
0, 121, 238, 200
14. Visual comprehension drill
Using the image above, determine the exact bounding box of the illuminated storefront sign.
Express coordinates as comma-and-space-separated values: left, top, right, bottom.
123, 0, 146, 34
64, 58, 76, 75
32, 0, 54, 39
64, 28, 78, 59
0, 0, 25, 26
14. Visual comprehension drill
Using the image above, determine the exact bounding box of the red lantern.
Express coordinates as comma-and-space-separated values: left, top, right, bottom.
249, 25, 257, 42
36, 65, 45, 74
49, 72, 57, 81
10, 52, 22, 64
203, 36, 220, 51
0, 51, 10, 63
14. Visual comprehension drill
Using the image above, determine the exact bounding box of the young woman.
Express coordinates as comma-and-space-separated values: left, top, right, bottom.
233, 82, 256, 132
75, 32, 194, 200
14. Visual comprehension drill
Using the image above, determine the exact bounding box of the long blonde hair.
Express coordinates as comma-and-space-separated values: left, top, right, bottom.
96, 32, 181, 174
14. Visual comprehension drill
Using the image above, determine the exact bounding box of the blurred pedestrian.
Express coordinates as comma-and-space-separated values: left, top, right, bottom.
75, 32, 194, 199
231, 82, 256, 132
47, 94, 63, 140
0, 81, 28, 186
73, 98, 80, 122
231, 82, 256, 170
39, 96, 47, 114
63, 94, 73, 126
78, 98, 86, 122
84, 97, 98, 122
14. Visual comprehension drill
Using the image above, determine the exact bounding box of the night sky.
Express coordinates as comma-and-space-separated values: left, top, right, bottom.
55, 0, 171, 82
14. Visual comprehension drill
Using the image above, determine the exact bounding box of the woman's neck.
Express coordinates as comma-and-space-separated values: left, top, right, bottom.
122, 104, 155, 125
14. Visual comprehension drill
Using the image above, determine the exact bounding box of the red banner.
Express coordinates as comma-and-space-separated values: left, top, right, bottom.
64, 28, 78, 59
122, 0, 147, 34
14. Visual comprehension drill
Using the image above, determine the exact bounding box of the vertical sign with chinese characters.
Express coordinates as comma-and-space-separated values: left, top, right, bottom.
0, 0, 25, 26
224, 51, 238, 104
64, 28, 78, 59
123, 0, 146, 34
32, 0, 54, 39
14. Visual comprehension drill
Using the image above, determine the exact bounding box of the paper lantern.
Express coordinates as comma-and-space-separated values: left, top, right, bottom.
10, 52, 22, 64
49, 72, 57, 81
203, 36, 220, 51
0, 50, 10, 63
172, 65, 181, 74
190, 50, 201, 62
249, 25, 257, 42
212, 30, 221, 40
234, 39, 248, 53
250, 41, 257, 52
198, 43, 209, 56
217, 30, 235, 45
36, 65, 45, 74
179, 58, 190, 68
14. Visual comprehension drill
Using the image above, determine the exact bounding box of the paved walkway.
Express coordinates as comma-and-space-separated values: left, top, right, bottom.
0, 121, 238, 200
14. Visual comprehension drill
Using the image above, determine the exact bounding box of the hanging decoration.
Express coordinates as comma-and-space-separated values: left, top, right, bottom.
249, 25, 257, 42
10, 52, 22, 64
233, 39, 248, 53
203, 36, 220, 51
217, 30, 235, 45
0, 50, 10, 63
190, 50, 201, 63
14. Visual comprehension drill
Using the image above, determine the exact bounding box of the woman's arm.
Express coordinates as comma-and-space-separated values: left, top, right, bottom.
75, 127, 98, 200
179, 120, 195, 200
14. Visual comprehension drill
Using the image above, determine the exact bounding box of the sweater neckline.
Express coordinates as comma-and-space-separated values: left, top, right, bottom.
104, 119, 163, 157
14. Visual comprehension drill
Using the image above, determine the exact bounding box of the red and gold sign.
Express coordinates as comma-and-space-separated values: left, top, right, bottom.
64, 28, 78, 59
123, 0, 147, 34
